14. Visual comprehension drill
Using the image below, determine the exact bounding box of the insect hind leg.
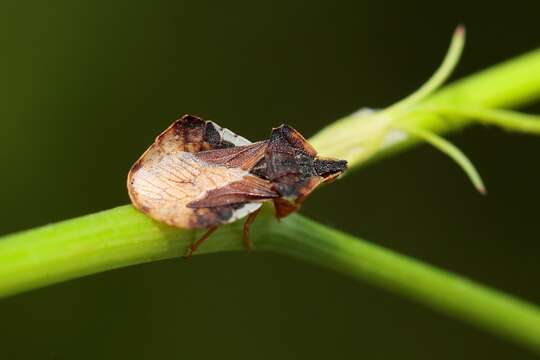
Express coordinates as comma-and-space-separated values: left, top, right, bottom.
242, 207, 261, 252
184, 226, 219, 259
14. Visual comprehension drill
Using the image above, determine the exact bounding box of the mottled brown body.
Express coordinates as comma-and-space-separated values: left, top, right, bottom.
127, 115, 347, 254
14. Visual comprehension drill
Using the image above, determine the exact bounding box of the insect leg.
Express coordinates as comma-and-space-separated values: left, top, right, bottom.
242, 207, 261, 252
184, 226, 219, 259
273, 198, 299, 219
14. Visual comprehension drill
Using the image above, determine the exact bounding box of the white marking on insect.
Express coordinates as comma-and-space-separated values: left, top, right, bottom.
209, 121, 251, 146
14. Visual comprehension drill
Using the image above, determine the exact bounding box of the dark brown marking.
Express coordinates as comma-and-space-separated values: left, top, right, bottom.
155, 115, 244, 154
314, 158, 348, 178
155, 115, 206, 153
271, 124, 317, 156
189, 206, 237, 228
204, 122, 235, 149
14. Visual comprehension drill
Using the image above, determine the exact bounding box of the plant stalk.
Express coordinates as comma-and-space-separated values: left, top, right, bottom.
1, 46, 540, 352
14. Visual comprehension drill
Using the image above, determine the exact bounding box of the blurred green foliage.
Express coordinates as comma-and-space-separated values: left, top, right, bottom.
0, 0, 539, 359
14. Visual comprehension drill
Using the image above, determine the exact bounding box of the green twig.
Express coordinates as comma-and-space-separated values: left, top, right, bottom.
309, 48, 540, 164
264, 215, 540, 353
3, 205, 540, 352
421, 105, 540, 134
2, 35, 540, 352
398, 121, 486, 194
385, 25, 466, 113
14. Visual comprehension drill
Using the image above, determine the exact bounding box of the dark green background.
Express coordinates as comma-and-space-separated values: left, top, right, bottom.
1, 0, 540, 359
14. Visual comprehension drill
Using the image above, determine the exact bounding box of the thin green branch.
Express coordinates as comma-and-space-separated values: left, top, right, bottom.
3, 205, 540, 352
385, 25, 465, 113
1, 40, 540, 352
420, 105, 540, 134
0, 206, 240, 297
309, 48, 540, 163
263, 215, 540, 353
398, 122, 486, 194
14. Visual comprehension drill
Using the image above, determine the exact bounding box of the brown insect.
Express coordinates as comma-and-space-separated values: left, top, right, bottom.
127, 115, 347, 256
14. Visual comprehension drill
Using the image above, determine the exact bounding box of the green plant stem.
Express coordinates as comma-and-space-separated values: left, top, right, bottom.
263, 215, 540, 353
3, 205, 540, 352
1, 47, 540, 352
310, 48, 540, 164
385, 25, 465, 113
398, 121, 486, 194
421, 105, 540, 134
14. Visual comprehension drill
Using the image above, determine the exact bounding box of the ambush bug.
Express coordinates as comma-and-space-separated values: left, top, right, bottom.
128, 115, 347, 256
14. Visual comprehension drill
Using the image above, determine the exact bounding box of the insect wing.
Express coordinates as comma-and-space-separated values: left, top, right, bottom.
187, 175, 278, 208
128, 115, 274, 229
195, 141, 268, 170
